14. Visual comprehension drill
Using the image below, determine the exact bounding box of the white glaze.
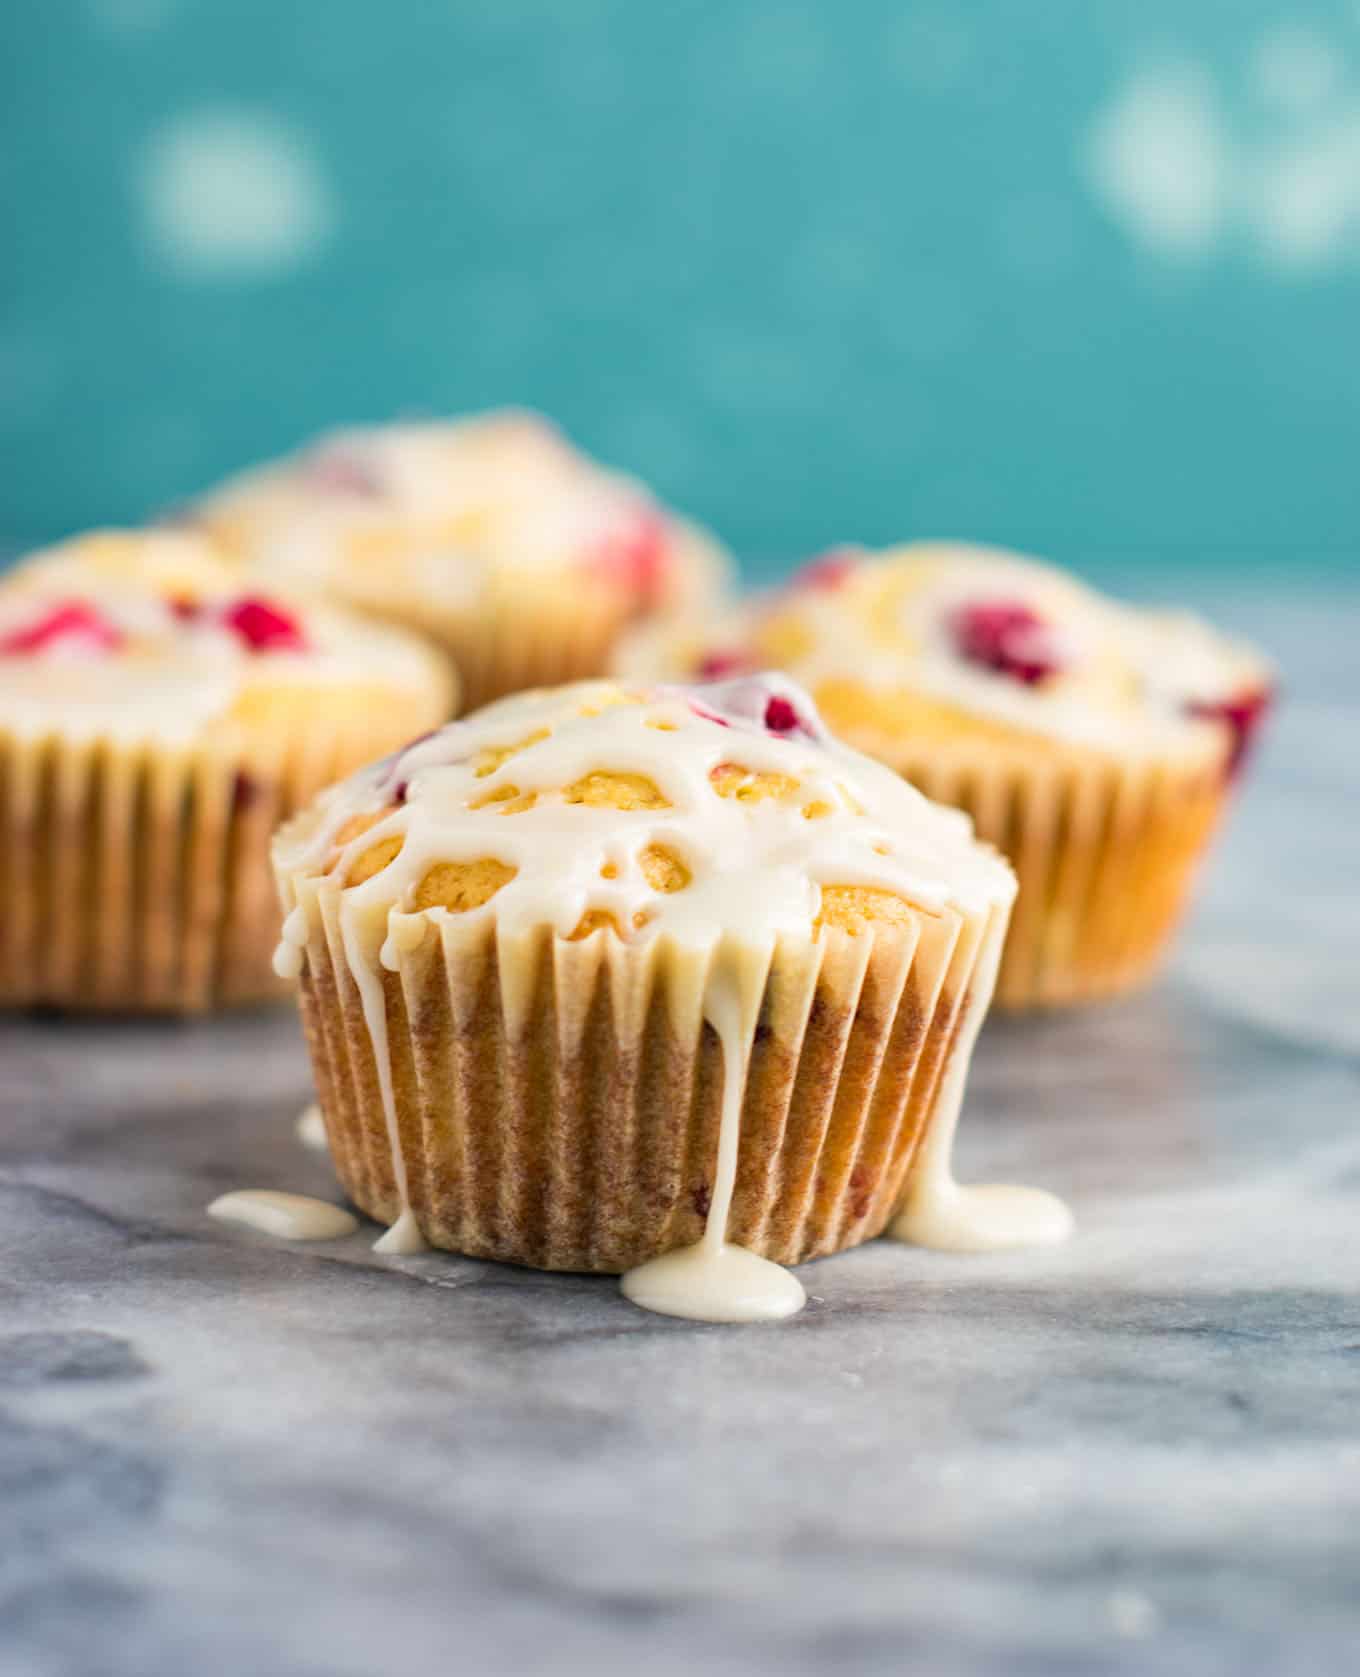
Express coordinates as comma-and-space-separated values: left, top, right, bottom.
274, 908, 308, 979
340, 902, 426, 1255
892, 917, 1073, 1252
896, 1180, 1074, 1252
1114, 603, 1273, 709
632, 542, 1264, 758
195, 411, 702, 597
280, 676, 1012, 941
372, 1208, 427, 1257
0, 530, 450, 746
273, 676, 1055, 1312
0, 648, 244, 747
295, 1104, 328, 1152
208, 1190, 358, 1241
621, 952, 807, 1323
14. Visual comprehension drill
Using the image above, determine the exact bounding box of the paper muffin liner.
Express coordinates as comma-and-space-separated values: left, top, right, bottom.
280, 866, 1010, 1272
444, 591, 634, 717
323, 587, 631, 718
859, 733, 1228, 1009
0, 698, 440, 1014
333, 527, 730, 716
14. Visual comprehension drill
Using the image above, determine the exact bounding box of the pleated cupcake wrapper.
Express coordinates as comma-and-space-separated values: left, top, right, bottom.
864, 733, 1227, 1009
327, 585, 623, 717
337, 527, 731, 716
0, 702, 435, 1014
280, 860, 1010, 1272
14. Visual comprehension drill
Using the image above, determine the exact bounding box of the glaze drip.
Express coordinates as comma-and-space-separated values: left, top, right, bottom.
208, 1190, 358, 1241
295, 1103, 328, 1152
271, 676, 1061, 1308
891, 921, 1073, 1253
621, 948, 807, 1323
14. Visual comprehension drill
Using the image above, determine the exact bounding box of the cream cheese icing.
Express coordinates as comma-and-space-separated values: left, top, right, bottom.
274, 674, 1064, 1320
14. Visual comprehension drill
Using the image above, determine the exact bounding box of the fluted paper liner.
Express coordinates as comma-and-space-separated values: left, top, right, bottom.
846, 730, 1227, 1009
429, 584, 633, 717
281, 862, 1011, 1271
0, 700, 439, 1013
334, 527, 727, 715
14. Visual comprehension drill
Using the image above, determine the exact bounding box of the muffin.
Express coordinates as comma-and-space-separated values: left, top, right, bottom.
616, 543, 1273, 1010
191, 410, 730, 714
0, 530, 453, 1012
272, 673, 1050, 1322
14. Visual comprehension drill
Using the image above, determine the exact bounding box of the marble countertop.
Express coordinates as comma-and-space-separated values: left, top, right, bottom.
4, 581, 1358, 1677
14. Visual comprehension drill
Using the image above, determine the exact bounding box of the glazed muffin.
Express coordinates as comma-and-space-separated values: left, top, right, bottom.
272, 673, 1043, 1321
0, 530, 453, 1012
617, 543, 1273, 1010
191, 410, 730, 713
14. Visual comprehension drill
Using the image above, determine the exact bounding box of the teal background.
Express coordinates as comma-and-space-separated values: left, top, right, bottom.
3, 0, 1359, 583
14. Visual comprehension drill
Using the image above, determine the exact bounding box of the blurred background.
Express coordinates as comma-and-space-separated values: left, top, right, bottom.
3, 0, 1358, 585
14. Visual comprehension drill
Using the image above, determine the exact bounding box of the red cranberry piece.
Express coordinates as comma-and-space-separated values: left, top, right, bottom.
168, 596, 201, 621
223, 596, 309, 653
304, 448, 383, 498
232, 771, 260, 813
386, 729, 446, 801
951, 601, 1062, 686
0, 601, 123, 656
763, 695, 801, 733
687, 699, 731, 728
792, 548, 857, 591
696, 649, 750, 680
1188, 685, 1274, 782
591, 510, 671, 609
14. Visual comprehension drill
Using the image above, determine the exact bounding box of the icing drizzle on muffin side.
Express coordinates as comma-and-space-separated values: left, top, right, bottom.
273, 676, 1068, 1322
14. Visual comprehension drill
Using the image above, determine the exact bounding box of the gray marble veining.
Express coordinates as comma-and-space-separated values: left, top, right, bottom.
3, 583, 1358, 1677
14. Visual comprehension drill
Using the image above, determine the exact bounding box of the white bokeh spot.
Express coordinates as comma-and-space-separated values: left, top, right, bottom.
138, 109, 335, 277
1086, 34, 1360, 274
1252, 26, 1341, 114
1249, 112, 1360, 267
90, 0, 176, 34
1084, 65, 1227, 257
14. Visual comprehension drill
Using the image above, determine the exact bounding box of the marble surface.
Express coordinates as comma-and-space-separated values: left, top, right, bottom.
4, 585, 1359, 1677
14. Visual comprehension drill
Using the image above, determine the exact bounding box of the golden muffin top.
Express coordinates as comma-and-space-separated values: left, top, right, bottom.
274, 674, 1015, 955
190, 409, 728, 616
619, 542, 1273, 765
0, 530, 454, 745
